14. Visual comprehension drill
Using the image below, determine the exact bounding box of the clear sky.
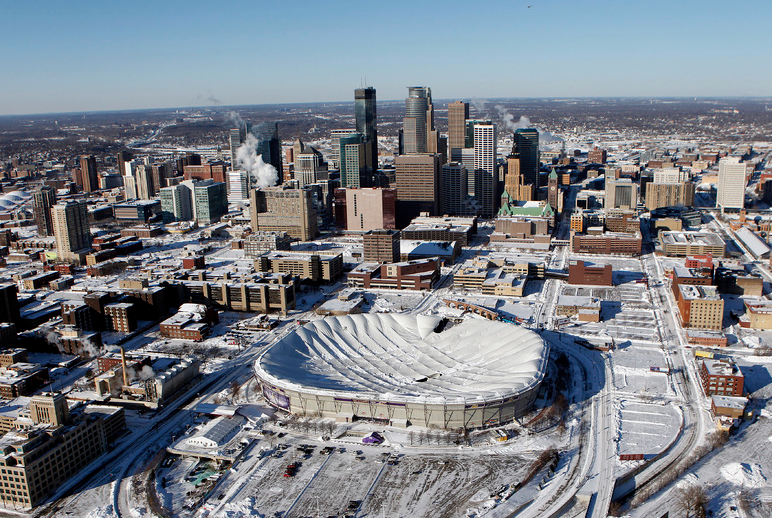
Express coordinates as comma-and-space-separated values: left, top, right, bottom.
1, 0, 770, 115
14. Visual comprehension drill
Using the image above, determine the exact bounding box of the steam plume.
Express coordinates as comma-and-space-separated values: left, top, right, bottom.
236, 134, 279, 188
495, 105, 563, 143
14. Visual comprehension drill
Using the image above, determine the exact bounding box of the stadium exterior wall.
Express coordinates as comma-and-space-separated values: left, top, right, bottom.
255, 374, 542, 430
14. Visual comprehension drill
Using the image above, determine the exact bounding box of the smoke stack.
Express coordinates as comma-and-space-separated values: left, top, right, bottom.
120, 347, 128, 387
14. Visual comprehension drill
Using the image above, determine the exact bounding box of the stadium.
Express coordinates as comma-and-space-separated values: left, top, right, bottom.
254, 313, 549, 430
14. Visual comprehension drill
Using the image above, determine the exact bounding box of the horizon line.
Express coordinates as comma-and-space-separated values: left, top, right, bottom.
3, 95, 772, 119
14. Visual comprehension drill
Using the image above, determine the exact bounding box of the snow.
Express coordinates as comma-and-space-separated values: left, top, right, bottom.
719, 462, 767, 488
214, 498, 264, 517
256, 314, 549, 403
84, 505, 116, 518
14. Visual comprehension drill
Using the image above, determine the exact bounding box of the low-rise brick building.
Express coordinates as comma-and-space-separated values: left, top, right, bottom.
567, 260, 612, 286
700, 358, 744, 397
347, 258, 439, 291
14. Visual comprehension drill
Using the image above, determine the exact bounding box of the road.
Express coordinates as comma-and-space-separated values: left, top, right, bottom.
607, 226, 708, 507
108, 322, 301, 518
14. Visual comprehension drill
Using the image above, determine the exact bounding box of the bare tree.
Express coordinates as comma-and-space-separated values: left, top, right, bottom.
676, 484, 708, 518
230, 380, 242, 402
408, 431, 415, 445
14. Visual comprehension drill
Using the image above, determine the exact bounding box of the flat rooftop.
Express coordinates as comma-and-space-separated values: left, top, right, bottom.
557, 295, 600, 308
661, 231, 725, 246
704, 359, 740, 377
678, 284, 720, 300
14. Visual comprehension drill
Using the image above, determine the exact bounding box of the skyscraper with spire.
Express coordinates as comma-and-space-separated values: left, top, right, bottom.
403, 87, 434, 154
355, 87, 378, 173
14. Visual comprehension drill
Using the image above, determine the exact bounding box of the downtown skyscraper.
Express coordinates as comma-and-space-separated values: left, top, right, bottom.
513, 128, 540, 188
473, 123, 498, 218
355, 87, 378, 173
448, 101, 469, 152
402, 87, 434, 154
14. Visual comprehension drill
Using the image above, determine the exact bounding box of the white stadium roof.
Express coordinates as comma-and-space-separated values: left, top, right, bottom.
256, 313, 548, 404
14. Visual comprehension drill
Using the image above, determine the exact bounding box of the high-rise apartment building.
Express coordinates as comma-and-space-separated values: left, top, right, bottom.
160, 183, 193, 223
513, 129, 540, 188
403, 87, 434, 154
394, 154, 441, 226
355, 87, 378, 172
79, 155, 99, 193
52, 200, 92, 262
448, 101, 469, 152
193, 181, 227, 225
605, 177, 639, 210
645, 182, 695, 210
441, 162, 469, 216
473, 124, 497, 218
134, 163, 155, 200
717, 157, 746, 211
150, 161, 172, 194
250, 187, 318, 241
117, 150, 133, 176
653, 168, 689, 183
32, 186, 57, 236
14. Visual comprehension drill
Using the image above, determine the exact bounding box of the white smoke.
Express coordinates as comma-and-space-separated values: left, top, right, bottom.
495, 105, 563, 143
236, 133, 279, 188
78, 335, 103, 358
139, 365, 155, 380
227, 111, 245, 128
471, 98, 487, 114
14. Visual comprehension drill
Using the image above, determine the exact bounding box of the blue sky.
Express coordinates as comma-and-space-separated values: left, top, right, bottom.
1, 0, 770, 115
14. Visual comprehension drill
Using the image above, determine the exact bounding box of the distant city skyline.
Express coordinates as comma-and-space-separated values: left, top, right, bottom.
1, 0, 771, 116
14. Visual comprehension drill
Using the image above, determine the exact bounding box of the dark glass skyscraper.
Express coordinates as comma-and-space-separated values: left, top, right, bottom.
250, 122, 283, 176
513, 128, 540, 188
354, 87, 377, 172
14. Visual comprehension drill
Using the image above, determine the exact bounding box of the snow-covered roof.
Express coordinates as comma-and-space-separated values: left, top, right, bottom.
734, 227, 770, 259
186, 415, 244, 449
255, 314, 548, 404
